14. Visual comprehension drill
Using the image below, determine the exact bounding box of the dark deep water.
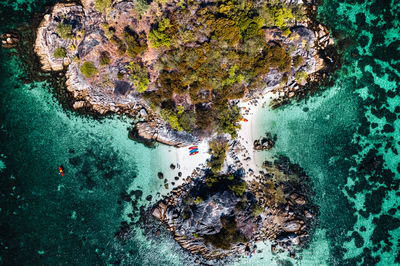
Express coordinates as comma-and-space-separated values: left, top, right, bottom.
0, 0, 399, 265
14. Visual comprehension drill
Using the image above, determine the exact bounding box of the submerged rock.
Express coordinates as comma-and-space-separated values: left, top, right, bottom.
1, 33, 19, 48
254, 132, 277, 151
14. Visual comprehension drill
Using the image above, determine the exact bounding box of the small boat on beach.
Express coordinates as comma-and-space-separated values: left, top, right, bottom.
190, 148, 199, 154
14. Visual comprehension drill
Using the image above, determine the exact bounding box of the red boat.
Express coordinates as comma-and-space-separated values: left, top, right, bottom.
189, 146, 198, 150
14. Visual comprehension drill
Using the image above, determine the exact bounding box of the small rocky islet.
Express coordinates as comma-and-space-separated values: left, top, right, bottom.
33, 0, 335, 261
151, 156, 316, 260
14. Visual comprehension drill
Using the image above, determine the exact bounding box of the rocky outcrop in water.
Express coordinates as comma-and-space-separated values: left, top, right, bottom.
1, 33, 19, 48
152, 157, 316, 260
34, 3, 83, 71
254, 132, 277, 151
132, 120, 198, 147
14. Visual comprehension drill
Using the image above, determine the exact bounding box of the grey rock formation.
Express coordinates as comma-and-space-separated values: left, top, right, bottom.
152, 159, 316, 260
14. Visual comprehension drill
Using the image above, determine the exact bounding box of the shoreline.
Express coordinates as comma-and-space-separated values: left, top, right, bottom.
156, 90, 281, 194
236, 93, 274, 181
27, 0, 335, 260
31, 0, 336, 147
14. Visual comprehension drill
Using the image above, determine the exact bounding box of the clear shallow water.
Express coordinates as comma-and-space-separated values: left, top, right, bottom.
0, 0, 399, 265
253, 0, 400, 264
0, 47, 190, 265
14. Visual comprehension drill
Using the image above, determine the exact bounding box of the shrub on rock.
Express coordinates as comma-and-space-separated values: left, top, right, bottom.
56, 22, 72, 39
80, 61, 98, 78
95, 0, 112, 13
207, 138, 228, 173
293, 55, 304, 68
99, 51, 111, 66
53, 47, 67, 58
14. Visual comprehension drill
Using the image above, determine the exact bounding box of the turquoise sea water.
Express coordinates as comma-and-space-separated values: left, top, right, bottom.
0, 0, 399, 265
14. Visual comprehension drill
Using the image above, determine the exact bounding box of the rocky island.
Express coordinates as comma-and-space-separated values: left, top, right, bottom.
151, 156, 316, 260
34, 0, 334, 261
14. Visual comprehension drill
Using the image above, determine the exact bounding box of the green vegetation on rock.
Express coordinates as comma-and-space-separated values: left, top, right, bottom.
80, 61, 98, 78
95, 0, 112, 13
53, 47, 67, 58
124, 29, 147, 57
110, 35, 126, 55
117, 72, 124, 80
229, 181, 247, 197
102, 0, 309, 137
194, 196, 203, 204
203, 216, 248, 249
293, 55, 305, 68
252, 204, 264, 217
99, 51, 111, 66
295, 71, 308, 82
133, 0, 150, 19
217, 105, 241, 138
266, 5, 294, 29
207, 138, 228, 173
148, 18, 172, 48
126, 62, 149, 93
160, 108, 183, 131
56, 22, 72, 39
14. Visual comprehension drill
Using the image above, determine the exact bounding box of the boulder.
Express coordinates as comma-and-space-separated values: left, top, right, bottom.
157, 172, 164, 179
139, 108, 148, 117
134, 121, 198, 147
283, 221, 301, 232
73, 101, 85, 109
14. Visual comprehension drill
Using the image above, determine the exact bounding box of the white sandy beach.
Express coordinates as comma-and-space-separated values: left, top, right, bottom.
159, 91, 278, 187
232, 91, 280, 180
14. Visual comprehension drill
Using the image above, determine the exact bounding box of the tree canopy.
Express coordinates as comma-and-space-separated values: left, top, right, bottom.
91, 0, 306, 137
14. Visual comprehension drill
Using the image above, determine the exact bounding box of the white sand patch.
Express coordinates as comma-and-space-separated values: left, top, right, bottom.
156, 91, 280, 195
234, 91, 279, 181
173, 139, 210, 178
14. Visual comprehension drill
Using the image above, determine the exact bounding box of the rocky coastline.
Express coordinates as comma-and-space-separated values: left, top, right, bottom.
30, 0, 336, 261
151, 157, 317, 260
33, 0, 336, 146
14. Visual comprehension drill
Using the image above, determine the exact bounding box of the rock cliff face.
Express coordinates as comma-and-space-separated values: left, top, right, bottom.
34, 0, 335, 146
133, 120, 198, 147
152, 157, 316, 260
34, 3, 84, 72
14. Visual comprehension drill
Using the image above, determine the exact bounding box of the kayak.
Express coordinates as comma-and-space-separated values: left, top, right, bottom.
190, 148, 199, 153
189, 146, 198, 150
189, 151, 199, 156
58, 166, 64, 176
